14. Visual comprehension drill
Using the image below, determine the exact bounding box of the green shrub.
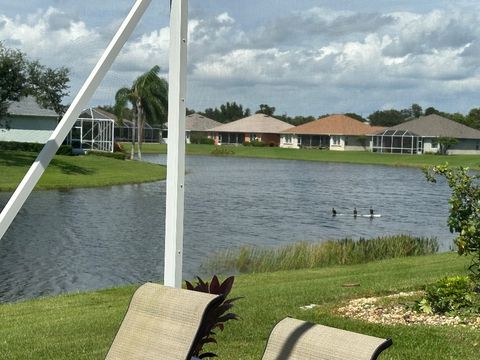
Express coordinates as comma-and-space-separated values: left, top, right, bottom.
210, 146, 234, 156
243, 140, 266, 147
415, 276, 480, 315
198, 137, 215, 145
251, 140, 266, 147
189, 132, 215, 144
425, 165, 480, 285
86, 150, 126, 160
0, 141, 72, 155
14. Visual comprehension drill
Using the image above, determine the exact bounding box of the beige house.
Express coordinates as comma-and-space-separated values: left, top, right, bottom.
210, 114, 292, 146
280, 114, 383, 151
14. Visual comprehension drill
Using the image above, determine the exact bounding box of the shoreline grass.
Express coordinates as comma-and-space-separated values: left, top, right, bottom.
123, 143, 480, 169
0, 253, 477, 359
0, 150, 166, 192
203, 235, 439, 274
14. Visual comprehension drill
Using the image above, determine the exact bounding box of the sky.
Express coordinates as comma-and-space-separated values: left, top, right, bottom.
1, 0, 480, 117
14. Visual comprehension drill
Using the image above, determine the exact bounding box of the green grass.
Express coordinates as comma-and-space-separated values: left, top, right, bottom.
0, 150, 166, 192
1, 253, 478, 359
203, 235, 439, 274
123, 143, 480, 169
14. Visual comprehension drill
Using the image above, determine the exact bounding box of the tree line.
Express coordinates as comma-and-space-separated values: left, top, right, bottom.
187, 102, 480, 130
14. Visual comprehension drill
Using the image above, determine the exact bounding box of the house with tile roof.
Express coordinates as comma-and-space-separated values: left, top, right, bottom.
0, 96, 59, 144
280, 114, 384, 151
185, 113, 221, 144
372, 114, 480, 154
210, 114, 292, 146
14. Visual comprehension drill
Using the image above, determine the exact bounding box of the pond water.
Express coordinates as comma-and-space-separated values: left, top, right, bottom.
0, 155, 453, 302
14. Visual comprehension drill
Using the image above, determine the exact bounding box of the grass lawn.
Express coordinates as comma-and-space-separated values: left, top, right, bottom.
1, 252, 478, 359
0, 151, 166, 192
123, 143, 480, 169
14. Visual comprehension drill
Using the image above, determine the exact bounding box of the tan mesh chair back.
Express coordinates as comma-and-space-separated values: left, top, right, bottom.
262, 317, 392, 360
105, 282, 223, 360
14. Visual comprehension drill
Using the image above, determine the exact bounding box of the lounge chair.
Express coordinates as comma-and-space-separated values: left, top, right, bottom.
105, 282, 224, 360
262, 317, 392, 360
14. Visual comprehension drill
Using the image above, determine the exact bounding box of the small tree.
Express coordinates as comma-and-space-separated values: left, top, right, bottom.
437, 137, 458, 155
355, 135, 369, 149
424, 164, 480, 286
0, 42, 69, 124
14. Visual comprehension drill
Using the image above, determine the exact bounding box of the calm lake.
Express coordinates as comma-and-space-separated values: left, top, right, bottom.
0, 155, 453, 302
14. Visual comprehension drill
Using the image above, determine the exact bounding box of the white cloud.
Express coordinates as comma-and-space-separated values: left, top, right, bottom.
0, 7, 101, 69
185, 6, 480, 114
2, 2, 480, 115
216, 12, 234, 24
115, 27, 170, 73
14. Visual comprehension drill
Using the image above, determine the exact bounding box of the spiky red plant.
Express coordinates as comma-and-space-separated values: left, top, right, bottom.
186, 275, 241, 358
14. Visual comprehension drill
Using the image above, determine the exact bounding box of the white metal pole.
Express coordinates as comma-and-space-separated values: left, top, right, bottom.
111, 119, 115, 152
0, 0, 152, 240
164, 0, 188, 288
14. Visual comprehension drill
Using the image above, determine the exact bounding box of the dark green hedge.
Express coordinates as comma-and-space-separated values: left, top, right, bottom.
86, 150, 126, 160
0, 141, 72, 155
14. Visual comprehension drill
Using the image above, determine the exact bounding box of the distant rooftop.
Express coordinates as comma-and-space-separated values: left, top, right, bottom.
210, 114, 292, 133
283, 114, 384, 136
6, 96, 58, 118
379, 114, 480, 139
186, 113, 221, 131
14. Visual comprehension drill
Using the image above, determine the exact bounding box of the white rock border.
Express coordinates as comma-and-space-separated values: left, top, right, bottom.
336, 291, 480, 328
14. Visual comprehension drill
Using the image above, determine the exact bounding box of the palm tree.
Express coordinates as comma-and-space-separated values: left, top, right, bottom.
114, 65, 168, 160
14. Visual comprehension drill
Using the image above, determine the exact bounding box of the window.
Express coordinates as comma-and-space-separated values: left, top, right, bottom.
251, 133, 257, 141
431, 138, 438, 148
284, 134, 292, 144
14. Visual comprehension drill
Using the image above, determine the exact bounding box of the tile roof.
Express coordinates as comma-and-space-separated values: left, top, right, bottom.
210, 114, 292, 133
186, 113, 222, 131
7, 96, 58, 117
283, 114, 384, 135
379, 114, 480, 139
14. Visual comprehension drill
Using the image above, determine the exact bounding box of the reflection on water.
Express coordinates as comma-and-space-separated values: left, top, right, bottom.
0, 155, 453, 302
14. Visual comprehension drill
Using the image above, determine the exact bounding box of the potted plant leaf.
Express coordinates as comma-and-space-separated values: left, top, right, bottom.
186, 275, 241, 359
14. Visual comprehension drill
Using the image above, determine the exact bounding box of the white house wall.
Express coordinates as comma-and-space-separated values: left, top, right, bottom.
280, 134, 371, 151
329, 135, 345, 151
4, 116, 58, 131
0, 116, 58, 143
422, 138, 439, 154
280, 134, 300, 148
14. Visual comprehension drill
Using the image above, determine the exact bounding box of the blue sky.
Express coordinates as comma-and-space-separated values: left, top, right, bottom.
2, 1, 480, 117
